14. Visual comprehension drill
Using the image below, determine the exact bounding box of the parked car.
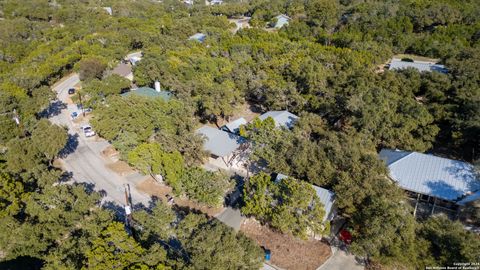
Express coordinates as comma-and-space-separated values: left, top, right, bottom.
71, 112, 78, 119
84, 107, 93, 113
80, 125, 96, 137
68, 88, 75, 95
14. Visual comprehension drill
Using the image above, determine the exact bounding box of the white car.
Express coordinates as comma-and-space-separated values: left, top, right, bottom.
80, 125, 96, 137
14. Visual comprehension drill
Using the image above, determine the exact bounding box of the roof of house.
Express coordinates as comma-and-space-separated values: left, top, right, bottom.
379, 149, 480, 202
312, 185, 336, 222
275, 174, 335, 222
259, 110, 298, 128
102, 7, 112, 15
110, 63, 132, 78
222, 117, 247, 133
121, 87, 172, 101
274, 14, 290, 28
196, 126, 245, 157
389, 59, 448, 73
188, 33, 207, 42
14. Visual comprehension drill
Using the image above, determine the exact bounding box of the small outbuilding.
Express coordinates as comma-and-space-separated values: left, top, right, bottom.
259, 110, 298, 129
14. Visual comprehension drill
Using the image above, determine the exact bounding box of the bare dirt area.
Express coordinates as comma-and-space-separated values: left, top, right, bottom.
136, 177, 224, 217
102, 145, 120, 161
107, 161, 135, 176
241, 219, 331, 270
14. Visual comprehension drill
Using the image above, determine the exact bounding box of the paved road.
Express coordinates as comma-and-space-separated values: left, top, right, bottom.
317, 248, 364, 270
49, 74, 150, 206
215, 207, 244, 231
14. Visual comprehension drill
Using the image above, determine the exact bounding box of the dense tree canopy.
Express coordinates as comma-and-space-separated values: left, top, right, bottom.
1, 0, 479, 268
242, 172, 326, 238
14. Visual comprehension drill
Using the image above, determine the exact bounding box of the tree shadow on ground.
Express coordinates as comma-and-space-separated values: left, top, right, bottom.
59, 133, 79, 158
0, 256, 44, 270
39, 100, 67, 118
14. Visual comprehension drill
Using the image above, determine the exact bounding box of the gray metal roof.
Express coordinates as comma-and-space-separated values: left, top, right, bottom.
258, 110, 298, 129
275, 174, 335, 222
222, 117, 247, 133
196, 126, 245, 157
389, 59, 448, 73
379, 149, 480, 202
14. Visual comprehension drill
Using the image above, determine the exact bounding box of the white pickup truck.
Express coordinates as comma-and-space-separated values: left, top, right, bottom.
80, 124, 96, 137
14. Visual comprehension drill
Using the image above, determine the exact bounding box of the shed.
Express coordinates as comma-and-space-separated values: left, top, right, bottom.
259, 110, 298, 129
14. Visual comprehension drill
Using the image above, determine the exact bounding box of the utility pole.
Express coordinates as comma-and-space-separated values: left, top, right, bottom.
78, 92, 85, 117
124, 184, 133, 231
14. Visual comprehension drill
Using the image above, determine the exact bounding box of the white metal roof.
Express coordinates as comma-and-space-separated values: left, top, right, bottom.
222, 117, 247, 133
389, 59, 448, 73
379, 149, 479, 202
196, 126, 245, 157
258, 110, 298, 129
312, 185, 336, 222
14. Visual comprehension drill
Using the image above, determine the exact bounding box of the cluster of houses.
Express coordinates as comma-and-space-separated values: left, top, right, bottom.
195, 109, 479, 225
195, 110, 338, 225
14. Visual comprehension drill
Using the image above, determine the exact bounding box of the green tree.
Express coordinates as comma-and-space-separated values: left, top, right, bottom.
242, 172, 274, 218
418, 215, 480, 267
128, 143, 184, 189
242, 173, 325, 238
83, 222, 146, 270
30, 119, 68, 163
179, 167, 232, 207
183, 220, 263, 270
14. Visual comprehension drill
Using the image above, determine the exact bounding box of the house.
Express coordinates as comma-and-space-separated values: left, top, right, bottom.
121, 86, 172, 101
275, 173, 336, 223
188, 33, 207, 43
388, 59, 448, 73
196, 126, 246, 166
273, 14, 290, 29
259, 110, 298, 129
221, 117, 247, 134
379, 149, 480, 217
126, 51, 143, 66
110, 63, 133, 81
210, 0, 223, 5
228, 17, 251, 33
